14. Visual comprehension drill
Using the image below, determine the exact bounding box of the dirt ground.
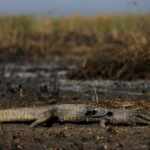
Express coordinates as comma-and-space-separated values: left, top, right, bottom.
0, 124, 150, 150
0, 61, 149, 150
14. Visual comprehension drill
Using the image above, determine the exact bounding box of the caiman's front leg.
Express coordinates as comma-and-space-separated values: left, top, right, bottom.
132, 110, 150, 125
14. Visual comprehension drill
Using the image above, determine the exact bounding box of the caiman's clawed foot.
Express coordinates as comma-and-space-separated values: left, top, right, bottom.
134, 110, 150, 125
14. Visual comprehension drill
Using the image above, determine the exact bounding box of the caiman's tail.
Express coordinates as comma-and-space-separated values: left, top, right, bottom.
0, 108, 36, 122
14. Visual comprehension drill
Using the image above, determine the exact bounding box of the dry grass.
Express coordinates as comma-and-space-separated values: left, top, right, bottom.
0, 15, 150, 79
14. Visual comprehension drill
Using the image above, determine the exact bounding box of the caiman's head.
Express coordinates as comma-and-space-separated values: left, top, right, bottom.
58, 104, 113, 122
84, 106, 113, 122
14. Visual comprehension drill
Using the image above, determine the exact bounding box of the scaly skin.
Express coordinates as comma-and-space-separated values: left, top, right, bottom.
0, 104, 149, 127
0, 106, 50, 122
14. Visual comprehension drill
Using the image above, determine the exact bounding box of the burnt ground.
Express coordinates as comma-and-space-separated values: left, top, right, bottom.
0, 61, 149, 150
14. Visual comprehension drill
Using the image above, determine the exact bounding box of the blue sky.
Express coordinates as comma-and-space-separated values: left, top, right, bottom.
0, 0, 150, 15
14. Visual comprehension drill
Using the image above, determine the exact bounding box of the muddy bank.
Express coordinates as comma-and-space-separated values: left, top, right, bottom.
0, 63, 149, 150
0, 124, 150, 150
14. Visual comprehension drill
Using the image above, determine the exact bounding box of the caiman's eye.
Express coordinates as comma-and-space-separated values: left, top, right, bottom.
106, 111, 113, 117
85, 109, 97, 116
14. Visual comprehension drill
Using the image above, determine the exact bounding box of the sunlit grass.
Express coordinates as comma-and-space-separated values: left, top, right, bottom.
0, 14, 149, 79
0, 15, 149, 56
